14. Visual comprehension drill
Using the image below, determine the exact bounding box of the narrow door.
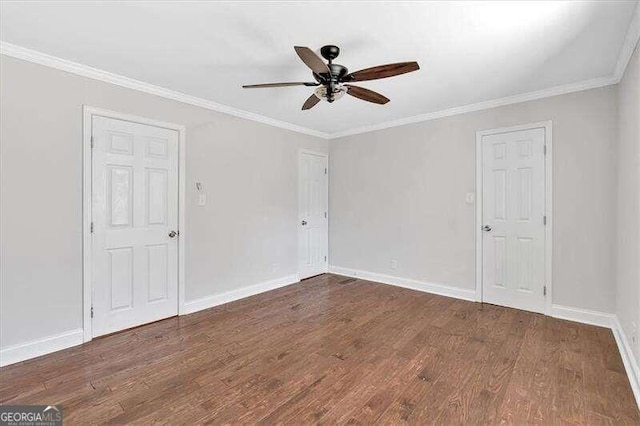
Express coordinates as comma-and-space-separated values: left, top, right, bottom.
481, 127, 546, 313
92, 116, 179, 337
298, 151, 328, 280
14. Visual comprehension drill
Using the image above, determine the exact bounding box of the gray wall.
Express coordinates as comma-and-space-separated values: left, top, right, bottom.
0, 56, 328, 349
0, 52, 630, 356
616, 42, 640, 361
329, 86, 619, 313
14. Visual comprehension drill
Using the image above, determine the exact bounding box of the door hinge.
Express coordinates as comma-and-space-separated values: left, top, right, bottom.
543, 145, 547, 156
91, 306, 94, 318
91, 136, 95, 149
324, 256, 327, 262
90, 222, 94, 233
543, 215, 547, 226
543, 285, 547, 296
324, 211, 327, 219
324, 168, 327, 174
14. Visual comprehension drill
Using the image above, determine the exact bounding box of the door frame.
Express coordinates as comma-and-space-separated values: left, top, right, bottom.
82, 106, 186, 342
297, 149, 329, 279
475, 120, 553, 314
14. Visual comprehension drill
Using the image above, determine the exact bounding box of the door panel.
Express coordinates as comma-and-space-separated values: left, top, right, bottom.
298, 152, 328, 279
146, 168, 168, 225
92, 116, 179, 337
108, 166, 133, 227
481, 127, 546, 314
108, 247, 133, 311
147, 243, 169, 302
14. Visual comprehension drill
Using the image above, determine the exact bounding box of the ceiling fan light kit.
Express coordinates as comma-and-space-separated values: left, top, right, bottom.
243, 45, 420, 110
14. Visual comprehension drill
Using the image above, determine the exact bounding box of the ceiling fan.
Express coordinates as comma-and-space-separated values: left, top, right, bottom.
242, 45, 420, 110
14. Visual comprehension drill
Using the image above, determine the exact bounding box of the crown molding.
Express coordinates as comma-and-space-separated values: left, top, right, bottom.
0, 42, 331, 139
614, 2, 640, 82
331, 5, 639, 140
2, 20, 638, 141
329, 75, 618, 139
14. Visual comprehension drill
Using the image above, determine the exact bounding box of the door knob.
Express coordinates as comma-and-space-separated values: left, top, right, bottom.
483, 225, 492, 232
301, 220, 307, 226
168, 230, 178, 238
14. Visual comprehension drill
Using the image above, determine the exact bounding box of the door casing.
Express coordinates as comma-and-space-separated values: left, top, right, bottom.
82, 106, 186, 342
475, 121, 553, 314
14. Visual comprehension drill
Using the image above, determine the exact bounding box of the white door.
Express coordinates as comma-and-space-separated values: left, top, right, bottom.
481, 127, 546, 313
92, 116, 179, 337
298, 151, 328, 279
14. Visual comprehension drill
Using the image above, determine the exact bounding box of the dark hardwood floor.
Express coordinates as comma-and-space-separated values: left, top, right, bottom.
1, 274, 638, 424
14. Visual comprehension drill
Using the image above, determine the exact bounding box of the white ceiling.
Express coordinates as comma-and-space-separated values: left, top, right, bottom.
1, 1, 638, 135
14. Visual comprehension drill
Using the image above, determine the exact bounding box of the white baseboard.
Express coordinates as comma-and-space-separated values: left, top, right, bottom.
0, 275, 299, 367
0, 328, 84, 367
183, 274, 300, 315
329, 265, 476, 301
549, 304, 616, 328
549, 306, 638, 407
612, 316, 640, 408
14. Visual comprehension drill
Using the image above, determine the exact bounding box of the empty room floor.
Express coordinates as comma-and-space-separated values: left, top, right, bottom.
1, 274, 638, 424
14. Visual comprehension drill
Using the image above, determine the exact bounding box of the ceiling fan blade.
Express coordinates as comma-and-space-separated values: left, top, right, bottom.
345, 85, 390, 105
243, 82, 319, 88
294, 46, 330, 75
302, 94, 321, 110
343, 62, 420, 82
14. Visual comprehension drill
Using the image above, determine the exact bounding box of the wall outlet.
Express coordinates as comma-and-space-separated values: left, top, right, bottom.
390, 259, 398, 270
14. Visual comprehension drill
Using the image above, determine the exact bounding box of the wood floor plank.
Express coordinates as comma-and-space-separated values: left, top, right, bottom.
1, 274, 638, 425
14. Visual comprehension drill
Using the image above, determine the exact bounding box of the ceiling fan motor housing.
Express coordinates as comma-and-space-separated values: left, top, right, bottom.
313, 64, 349, 82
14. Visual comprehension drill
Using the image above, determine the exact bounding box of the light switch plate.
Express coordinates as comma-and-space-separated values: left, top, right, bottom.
198, 194, 207, 206
465, 193, 475, 204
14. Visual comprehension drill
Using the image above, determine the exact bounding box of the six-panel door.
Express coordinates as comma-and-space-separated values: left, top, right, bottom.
298, 152, 328, 279
92, 116, 179, 337
481, 127, 546, 314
